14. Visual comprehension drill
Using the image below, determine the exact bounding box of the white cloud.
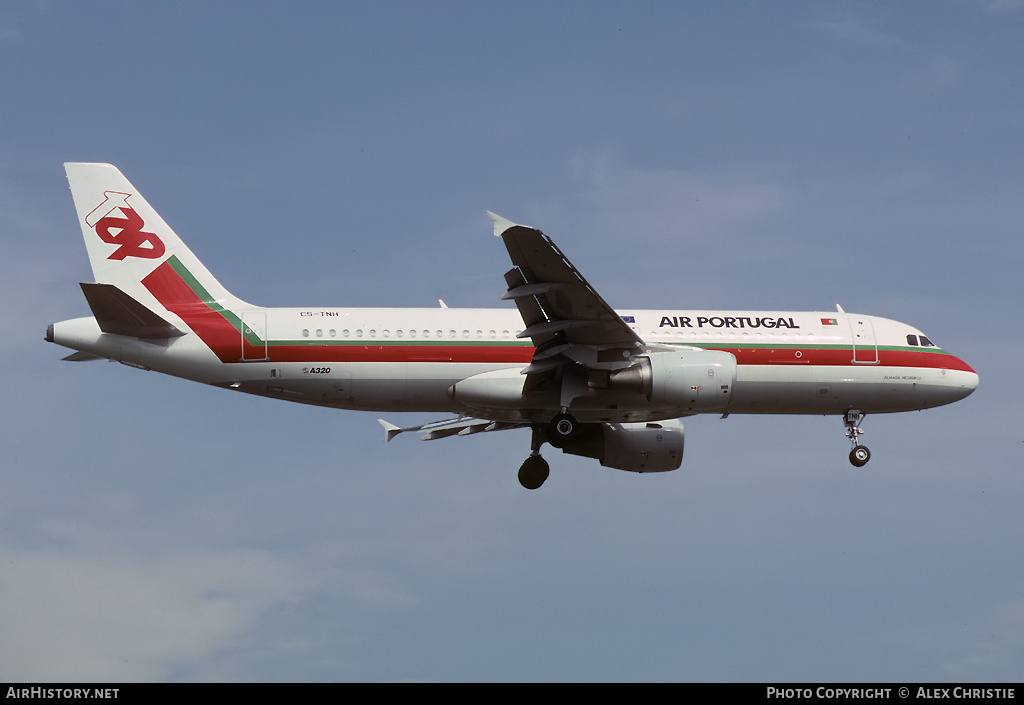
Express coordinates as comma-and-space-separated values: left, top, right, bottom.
0, 540, 301, 681
984, 0, 1024, 12
812, 18, 909, 49
901, 56, 964, 95
915, 597, 1024, 679
554, 150, 791, 245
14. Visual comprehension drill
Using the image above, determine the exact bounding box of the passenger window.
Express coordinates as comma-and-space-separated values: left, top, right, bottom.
907, 335, 918, 346
302, 329, 309, 338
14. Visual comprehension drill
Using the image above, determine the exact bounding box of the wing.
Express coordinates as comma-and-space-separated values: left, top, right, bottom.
380, 215, 655, 443
488, 212, 646, 392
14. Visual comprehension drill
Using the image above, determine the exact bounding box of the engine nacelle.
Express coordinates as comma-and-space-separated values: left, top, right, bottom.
561, 419, 685, 473
447, 367, 527, 408
609, 349, 736, 413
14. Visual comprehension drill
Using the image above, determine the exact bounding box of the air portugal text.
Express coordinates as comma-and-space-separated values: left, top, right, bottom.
659, 315, 799, 330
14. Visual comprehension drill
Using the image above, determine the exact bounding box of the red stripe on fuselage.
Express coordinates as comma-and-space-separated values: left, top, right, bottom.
245, 344, 970, 371
264, 344, 535, 365
141, 260, 538, 364
709, 346, 975, 373
140, 261, 974, 372
256, 343, 969, 372
142, 261, 240, 362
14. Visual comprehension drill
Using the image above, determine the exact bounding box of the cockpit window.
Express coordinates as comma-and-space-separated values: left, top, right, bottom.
919, 335, 935, 347
907, 334, 919, 346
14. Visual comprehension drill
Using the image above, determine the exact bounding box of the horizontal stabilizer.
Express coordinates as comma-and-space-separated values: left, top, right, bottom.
378, 419, 403, 443
80, 282, 185, 339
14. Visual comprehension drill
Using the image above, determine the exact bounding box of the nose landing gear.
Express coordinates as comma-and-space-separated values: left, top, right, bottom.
849, 445, 871, 467
844, 410, 870, 467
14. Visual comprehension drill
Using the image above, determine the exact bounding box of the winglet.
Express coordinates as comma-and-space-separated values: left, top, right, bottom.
378, 419, 402, 443
486, 211, 519, 238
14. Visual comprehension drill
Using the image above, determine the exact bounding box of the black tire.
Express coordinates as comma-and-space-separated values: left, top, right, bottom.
849, 446, 871, 467
518, 455, 550, 490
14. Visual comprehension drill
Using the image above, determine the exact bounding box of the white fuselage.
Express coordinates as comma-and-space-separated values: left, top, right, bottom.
50, 305, 978, 422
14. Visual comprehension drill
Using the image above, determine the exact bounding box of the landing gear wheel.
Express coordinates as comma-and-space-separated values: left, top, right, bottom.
849, 446, 871, 467
843, 410, 870, 467
547, 412, 579, 449
518, 455, 550, 490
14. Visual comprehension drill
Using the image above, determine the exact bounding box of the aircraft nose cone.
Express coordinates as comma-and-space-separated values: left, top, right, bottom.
964, 370, 980, 395
946, 357, 979, 402
968, 369, 979, 389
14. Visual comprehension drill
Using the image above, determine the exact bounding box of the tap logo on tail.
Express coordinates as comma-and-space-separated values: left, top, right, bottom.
85, 191, 165, 261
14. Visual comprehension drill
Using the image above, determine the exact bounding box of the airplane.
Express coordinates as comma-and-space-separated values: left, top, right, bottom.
47, 163, 979, 489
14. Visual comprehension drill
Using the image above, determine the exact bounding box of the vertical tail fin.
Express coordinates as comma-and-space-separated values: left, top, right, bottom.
64, 163, 249, 311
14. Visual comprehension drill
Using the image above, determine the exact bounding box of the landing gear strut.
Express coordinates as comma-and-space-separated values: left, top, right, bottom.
518, 425, 550, 489
844, 410, 871, 467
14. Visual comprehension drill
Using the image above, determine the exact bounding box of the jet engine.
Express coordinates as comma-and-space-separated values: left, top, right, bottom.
609, 350, 737, 413
560, 419, 685, 473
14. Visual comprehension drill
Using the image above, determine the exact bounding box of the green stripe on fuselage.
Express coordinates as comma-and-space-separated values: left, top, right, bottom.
166, 255, 257, 343
163, 258, 950, 357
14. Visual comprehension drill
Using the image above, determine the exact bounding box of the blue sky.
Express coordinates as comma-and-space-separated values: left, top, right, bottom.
1, 1, 1021, 682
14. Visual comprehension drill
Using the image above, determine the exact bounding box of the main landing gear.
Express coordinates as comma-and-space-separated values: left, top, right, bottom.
517, 411, 584, 489
518, 454, 549, 490
844, 410, 871, 467
518, 424, 552, 490
517, 409, 582, 489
